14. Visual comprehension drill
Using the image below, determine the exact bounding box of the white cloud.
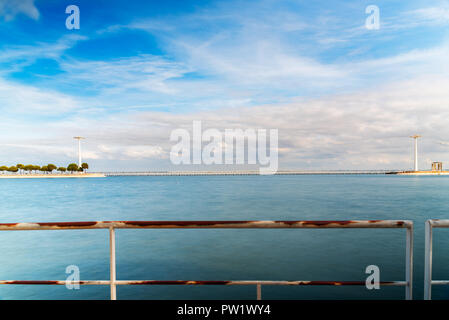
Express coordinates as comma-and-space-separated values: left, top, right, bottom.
0, 35, 87, 75
120, 1, 449, 101
404, 5, 449, 27
58, 55, 190, 95
122, 146, 166, 159
2, 75, 448, 171
0, 0, 39, 21
0, 78, 81, 114
97, 144, 167, 160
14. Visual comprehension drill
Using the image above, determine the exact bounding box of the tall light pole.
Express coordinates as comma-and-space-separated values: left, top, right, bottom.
73, 136, 85, 167
410, 135, 421, 171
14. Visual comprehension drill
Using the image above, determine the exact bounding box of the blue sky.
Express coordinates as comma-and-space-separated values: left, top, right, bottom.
0, 0, 449, 170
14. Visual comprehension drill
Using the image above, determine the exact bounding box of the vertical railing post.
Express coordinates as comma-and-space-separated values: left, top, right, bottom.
424, 220, 433, 300
256, 284, 261, 300
109, 227, 117, 300
405, 225, 413, 300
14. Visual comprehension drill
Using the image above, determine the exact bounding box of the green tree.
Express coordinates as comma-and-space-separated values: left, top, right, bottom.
33, 165, 41, 174
57, 167, 67, 174
16, 164, 24, 174
24, 165, 33, 174
8, 166, 18, 173
0, 166, 8, 174
81, 163, 89, 172
47, 164, 57, 173
40, 165, 48, 173
67, 163, 79, 173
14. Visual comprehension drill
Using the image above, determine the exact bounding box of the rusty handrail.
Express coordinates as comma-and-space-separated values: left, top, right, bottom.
0, 280, 408, 285
0, 220, 413, 300
0, 219, 412, 230
424, 219, 449, 299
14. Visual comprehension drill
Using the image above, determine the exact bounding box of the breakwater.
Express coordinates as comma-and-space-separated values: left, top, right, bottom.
101, 170, 396, 176
0, 173, 105, 178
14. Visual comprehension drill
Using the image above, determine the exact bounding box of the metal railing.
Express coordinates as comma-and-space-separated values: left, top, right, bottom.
0, 220, 413, 300
424, 219, 449, 300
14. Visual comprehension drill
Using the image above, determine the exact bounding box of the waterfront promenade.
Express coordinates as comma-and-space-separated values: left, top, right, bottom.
0, 173, 105, 178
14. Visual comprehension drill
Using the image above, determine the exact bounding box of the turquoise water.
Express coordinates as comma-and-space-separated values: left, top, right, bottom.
1, 175, 449, 300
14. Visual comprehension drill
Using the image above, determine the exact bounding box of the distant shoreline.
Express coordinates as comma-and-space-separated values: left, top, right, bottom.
3, 171, 446, 178
101, 170, 396, 176
0, 173, 105, 179
101, 170, 449, 176
393, 171, 449, 175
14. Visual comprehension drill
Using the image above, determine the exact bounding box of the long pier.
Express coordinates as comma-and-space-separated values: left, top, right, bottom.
101, 170, 398, 176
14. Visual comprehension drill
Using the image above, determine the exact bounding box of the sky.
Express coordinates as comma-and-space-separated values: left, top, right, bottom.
0, 0, 448, 171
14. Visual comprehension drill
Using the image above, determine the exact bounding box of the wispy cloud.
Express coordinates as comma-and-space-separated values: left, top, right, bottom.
0, 0, 39, 21
59, 55, 191, 95
1, 0, 449, 170
0, 34, 87, 75
1, 75, 448, 170
0, 78, 81, 114
403, 3, 449, 27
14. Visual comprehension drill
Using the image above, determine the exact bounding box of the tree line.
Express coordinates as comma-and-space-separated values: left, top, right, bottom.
0, 163, 89, 174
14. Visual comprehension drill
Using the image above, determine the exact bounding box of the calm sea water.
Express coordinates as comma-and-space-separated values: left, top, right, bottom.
1, 175, 449, 300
